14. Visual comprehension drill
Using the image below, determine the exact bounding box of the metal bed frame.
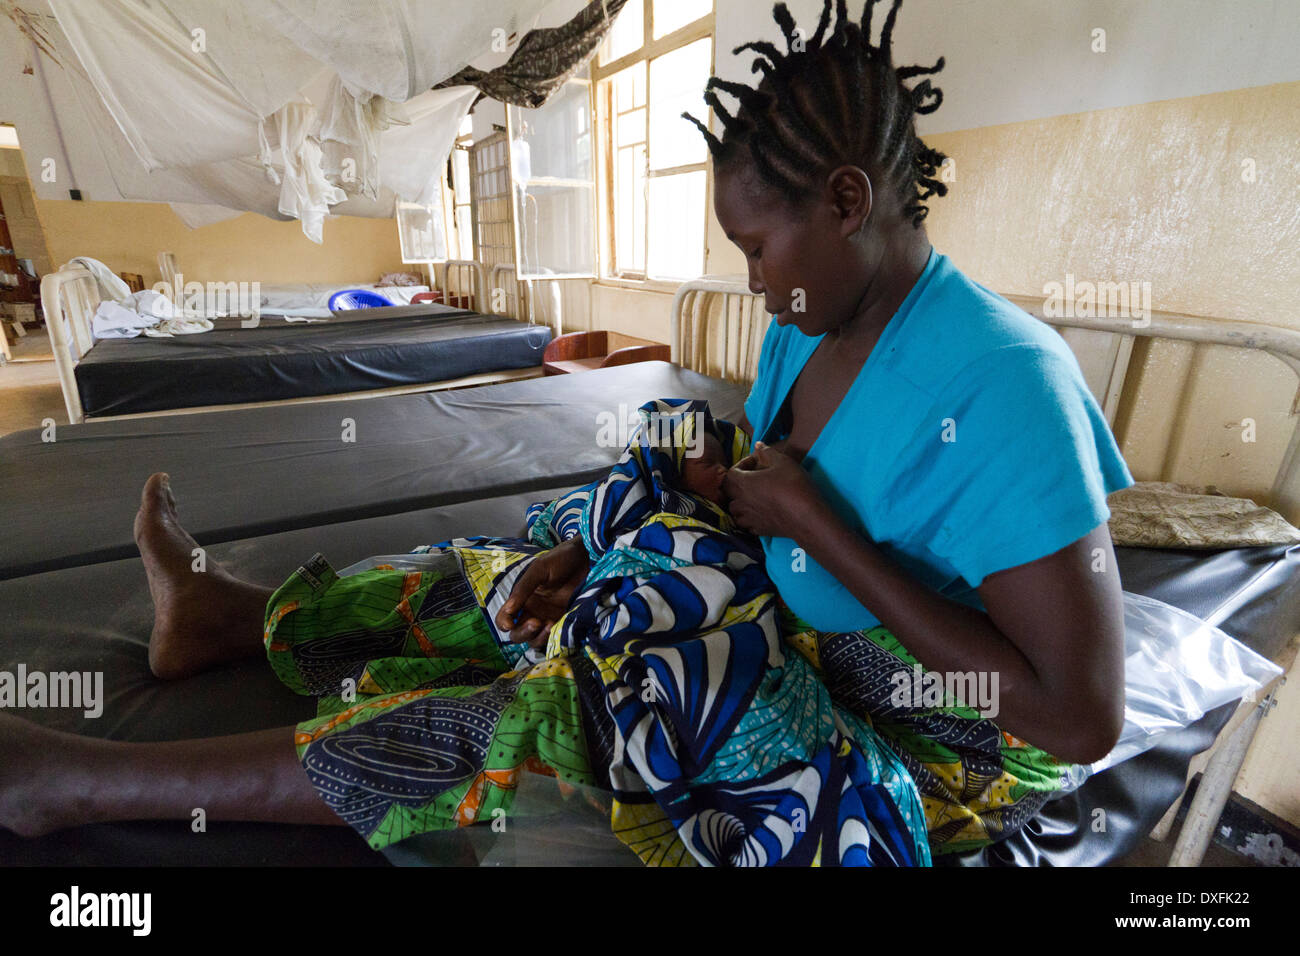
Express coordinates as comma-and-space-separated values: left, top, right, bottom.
486, 262, 564, 337
672, 278, 1300, 524
671, 274, 1300, 867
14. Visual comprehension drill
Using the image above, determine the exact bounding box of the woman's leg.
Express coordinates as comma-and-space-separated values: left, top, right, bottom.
0, 711, 343, 838
134, 472, 273, 679
809, 626, 1066, 855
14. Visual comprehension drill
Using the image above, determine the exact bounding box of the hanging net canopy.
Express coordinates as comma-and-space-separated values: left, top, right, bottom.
5, 0, 616, 241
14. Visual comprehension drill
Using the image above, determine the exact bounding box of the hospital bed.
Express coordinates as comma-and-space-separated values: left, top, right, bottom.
39, 259, 555, 423
1, 289, 1297, 866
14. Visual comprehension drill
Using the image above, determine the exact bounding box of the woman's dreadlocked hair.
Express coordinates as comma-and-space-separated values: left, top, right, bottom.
683, 0, 948, 228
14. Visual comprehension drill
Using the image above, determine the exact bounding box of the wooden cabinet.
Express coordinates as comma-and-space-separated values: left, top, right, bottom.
542, 330, 671, 375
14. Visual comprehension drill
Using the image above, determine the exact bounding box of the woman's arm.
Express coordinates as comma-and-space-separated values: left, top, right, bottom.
496, 538, 590, 648
804, 507, 1125, 763
725, 444, 1125, 764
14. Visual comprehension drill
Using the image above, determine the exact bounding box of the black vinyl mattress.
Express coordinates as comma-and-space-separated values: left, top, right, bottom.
0, 363, 750, 579
74, 309, 552, 417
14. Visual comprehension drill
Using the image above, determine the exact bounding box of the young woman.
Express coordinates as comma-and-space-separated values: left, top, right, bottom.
678, 0, 1133, 850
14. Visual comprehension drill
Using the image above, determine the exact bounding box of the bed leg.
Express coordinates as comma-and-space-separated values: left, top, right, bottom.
1166, 690, 1277, 866
1149, 787, 1188, 842
1151, 692, 1257, 842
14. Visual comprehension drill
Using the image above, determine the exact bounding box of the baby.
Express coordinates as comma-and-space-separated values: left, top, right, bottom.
679, 428, 731, 508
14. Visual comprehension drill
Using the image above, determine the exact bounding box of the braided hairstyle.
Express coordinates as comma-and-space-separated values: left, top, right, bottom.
684, 0, 948, 228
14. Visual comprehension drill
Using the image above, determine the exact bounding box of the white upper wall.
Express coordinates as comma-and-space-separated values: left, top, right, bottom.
714, 0, 1300, 135
6, 0, 1298, 204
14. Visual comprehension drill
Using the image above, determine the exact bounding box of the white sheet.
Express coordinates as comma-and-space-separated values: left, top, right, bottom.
257, 283, 431, 311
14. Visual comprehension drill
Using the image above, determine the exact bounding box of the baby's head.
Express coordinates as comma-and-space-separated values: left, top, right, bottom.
680, 430, 730, 508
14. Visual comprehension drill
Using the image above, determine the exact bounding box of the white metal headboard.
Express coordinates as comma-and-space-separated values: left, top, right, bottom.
487, 263, 565, 336
439, 259, 487, 311
489, 263, 524, 320
671, 277, 771, 386
670, 276, 1300, 524
39, 264, 102, 425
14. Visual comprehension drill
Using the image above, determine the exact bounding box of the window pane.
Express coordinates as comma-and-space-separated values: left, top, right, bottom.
607, 64, 647, 275
615, 143, 647, 273
514, 80, 592, 182
653, 0, 711, 39
397, 199, 447, 263
509, 70, 597, 278
648, 37, 711, 170
516, 184, 595, 275
452, 148, 471, 196
647, 170, 705, 279
616, 107, 645, 145
601, 0, 643, 62
610, 61, 646, 114
454, 206, 474, 260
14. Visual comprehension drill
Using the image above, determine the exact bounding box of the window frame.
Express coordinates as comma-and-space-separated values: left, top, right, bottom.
448, 134, 475, 263
593, 1, 715, 283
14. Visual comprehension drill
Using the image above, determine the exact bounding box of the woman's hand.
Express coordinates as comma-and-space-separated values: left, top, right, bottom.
494, 537, 591, 649
722, 441, 830, 540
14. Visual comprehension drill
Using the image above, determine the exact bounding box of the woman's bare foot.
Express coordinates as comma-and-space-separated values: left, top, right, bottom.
0, 712, 86, 837
134, 473, 272, 680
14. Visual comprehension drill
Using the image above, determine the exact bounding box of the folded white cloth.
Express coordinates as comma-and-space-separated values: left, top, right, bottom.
90, 289, 215, 340
91, 300, 156, 339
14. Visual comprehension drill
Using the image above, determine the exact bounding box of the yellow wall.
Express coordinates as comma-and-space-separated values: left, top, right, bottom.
923, 80, 1300, 506
34, 198, 407, 288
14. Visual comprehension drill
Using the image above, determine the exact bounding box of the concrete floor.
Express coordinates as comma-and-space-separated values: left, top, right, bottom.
0, 326, 66, 437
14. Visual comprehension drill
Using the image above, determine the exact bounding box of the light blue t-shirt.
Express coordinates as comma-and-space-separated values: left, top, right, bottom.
744, 249, 1135, 632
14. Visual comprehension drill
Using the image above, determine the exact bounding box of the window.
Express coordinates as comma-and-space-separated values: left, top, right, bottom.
470, 131, 517, 274
450, 146, 474, 261
446, 114, 475, 262
395, 198, 448, 263
594, 0, 714, 281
